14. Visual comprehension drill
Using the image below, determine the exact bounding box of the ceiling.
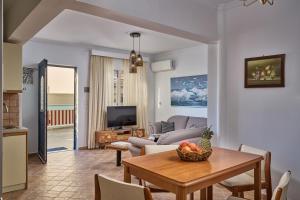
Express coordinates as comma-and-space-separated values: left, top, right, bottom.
33, 10, 202, 54
195, 0, 234, 7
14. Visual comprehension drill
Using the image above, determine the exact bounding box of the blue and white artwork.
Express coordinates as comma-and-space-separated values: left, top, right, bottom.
171, 75, 207, 107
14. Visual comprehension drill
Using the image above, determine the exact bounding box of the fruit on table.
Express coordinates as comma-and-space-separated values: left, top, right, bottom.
199, 126, 214, 150
179, 141, 204, 154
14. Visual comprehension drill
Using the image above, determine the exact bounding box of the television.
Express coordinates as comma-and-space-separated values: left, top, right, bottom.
107, 106, 137, 128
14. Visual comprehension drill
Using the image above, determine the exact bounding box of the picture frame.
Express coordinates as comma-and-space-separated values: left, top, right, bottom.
170, 75, 207, 107
245, 54, 285, 88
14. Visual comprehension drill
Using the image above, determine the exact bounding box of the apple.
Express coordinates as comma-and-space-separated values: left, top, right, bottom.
188, 143, 199, 152
179, 141, 189, 150
181, 146, 192, 153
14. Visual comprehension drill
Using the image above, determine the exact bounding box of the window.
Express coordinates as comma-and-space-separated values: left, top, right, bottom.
113, 69, 124, 105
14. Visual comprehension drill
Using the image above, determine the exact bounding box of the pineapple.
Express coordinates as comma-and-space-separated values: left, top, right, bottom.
199, 126, 214, 150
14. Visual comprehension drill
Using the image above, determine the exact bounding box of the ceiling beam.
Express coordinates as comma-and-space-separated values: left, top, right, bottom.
4, 0, 72, 44
4, 0, 215, 44
69, 1, 213, 43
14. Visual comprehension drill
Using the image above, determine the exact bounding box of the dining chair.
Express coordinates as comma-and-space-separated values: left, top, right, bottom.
227, 171, 291, 200
220, 144, 272, 200
94, 174, 153, 200
141, 145, 195, 200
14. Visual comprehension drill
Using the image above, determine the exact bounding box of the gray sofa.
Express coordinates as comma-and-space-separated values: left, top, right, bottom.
128, 115, 207, 156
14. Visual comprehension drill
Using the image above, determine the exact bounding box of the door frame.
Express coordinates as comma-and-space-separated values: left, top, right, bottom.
47, 64, 78, 150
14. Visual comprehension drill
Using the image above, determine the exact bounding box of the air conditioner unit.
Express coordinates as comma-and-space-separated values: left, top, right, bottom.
151, 60, 174, 72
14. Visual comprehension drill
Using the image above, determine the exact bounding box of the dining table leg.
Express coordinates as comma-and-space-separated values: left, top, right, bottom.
123, 165, 131, 183
254, 161, 262, 200
200, 188, 207, 200
176, 187, 187, 200
189, 193, 194, 200
200, 186, 213, 200
207, 186, 213, 200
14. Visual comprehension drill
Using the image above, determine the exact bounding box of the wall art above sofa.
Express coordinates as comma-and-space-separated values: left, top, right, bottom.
171, 75, 207, 107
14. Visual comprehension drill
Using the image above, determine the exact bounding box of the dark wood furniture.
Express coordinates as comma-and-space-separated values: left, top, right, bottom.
106, 142, 130, 166
140, 146, 194, 200
95, 129, 132, 148
132, 128, 146, 138
220, 144, 272, 200
123, 147, 263, 200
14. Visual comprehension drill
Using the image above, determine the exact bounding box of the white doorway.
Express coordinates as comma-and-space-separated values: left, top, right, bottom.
47, 65, 77, 152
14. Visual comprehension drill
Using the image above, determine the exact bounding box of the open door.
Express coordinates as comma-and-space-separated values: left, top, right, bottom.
38, 59, 48, 163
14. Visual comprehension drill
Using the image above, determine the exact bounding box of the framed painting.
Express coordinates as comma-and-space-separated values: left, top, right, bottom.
171, 75, 207, 107
245, 54, 285, 88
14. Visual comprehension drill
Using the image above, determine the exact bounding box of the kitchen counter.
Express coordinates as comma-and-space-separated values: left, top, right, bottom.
2, 127, 28, 193
2, 127, 28, 136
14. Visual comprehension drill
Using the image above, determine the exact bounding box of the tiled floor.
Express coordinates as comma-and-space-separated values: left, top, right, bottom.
48, 127, 74, 150
3, 149, 260, 200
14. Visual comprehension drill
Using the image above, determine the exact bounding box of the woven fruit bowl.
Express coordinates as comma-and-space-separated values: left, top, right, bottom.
176, 148, 212, 162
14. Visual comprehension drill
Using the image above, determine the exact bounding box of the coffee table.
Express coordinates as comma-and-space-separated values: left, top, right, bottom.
106, 141, 131, 166
123, 147, 263, 200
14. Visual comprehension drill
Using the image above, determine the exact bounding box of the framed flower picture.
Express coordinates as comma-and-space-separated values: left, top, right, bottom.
245, 54, 285, 88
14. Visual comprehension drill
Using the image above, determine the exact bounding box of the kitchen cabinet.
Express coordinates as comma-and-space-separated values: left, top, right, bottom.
3, 43, 23, 92
2, 129, 28, 193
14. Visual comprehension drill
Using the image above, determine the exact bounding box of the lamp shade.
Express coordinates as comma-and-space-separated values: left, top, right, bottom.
130, 50, 136, 61
129, 66, 137, 73
135, 54, 143, 67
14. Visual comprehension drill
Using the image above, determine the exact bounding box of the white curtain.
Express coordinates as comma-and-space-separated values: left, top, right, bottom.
88, 56, 114, 149
123, 60, 149, 132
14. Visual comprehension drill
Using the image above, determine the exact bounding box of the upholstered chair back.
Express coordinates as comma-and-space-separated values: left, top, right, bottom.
144, 145, 179, 155
240, 144, 271, 182
95, 174, 152, 200
272, 171, 291, 200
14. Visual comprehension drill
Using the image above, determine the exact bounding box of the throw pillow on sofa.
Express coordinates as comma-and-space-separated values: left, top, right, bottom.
161, 121, 175, 133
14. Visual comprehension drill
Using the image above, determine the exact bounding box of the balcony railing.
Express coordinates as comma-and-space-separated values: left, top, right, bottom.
47, 105, 74, 127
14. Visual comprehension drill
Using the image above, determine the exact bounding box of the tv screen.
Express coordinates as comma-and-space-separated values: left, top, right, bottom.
107, 106, 137, 128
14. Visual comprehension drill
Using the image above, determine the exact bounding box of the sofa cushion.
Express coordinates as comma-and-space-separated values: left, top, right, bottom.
128, 137, 156, 148
186, 117, 207, 129
161, 121, 175, 133
157, 128, 205, 145
128, 145, 142, 157
167, 115, 189, 130
148, 122, 162, 135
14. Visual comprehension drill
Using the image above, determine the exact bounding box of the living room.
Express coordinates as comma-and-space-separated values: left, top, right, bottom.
1, 0, 300, 200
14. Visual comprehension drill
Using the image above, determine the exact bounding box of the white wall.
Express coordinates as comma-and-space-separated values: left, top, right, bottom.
219, 0, 300, 199
152, 45, 208, 122
22, 40, 155, 153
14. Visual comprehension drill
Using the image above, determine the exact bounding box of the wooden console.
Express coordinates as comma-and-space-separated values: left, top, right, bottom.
95, 129, 132, 148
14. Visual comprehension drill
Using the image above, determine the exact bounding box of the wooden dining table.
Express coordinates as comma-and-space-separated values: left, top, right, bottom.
122, 147, 263, 200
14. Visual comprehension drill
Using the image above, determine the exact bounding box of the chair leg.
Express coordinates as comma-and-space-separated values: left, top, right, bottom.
138, 178, 143, 186
239, 192, 244, 198
189, 193, 194, 200
266, 187, 272, 200
200, 188, 207, 200
232, 188, 238, 197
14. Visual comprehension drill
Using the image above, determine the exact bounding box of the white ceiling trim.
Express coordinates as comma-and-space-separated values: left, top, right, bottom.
91, 50, 150, 62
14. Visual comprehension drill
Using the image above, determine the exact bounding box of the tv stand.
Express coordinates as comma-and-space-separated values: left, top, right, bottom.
95, 129, 132, 148
113, 129, 131, 135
